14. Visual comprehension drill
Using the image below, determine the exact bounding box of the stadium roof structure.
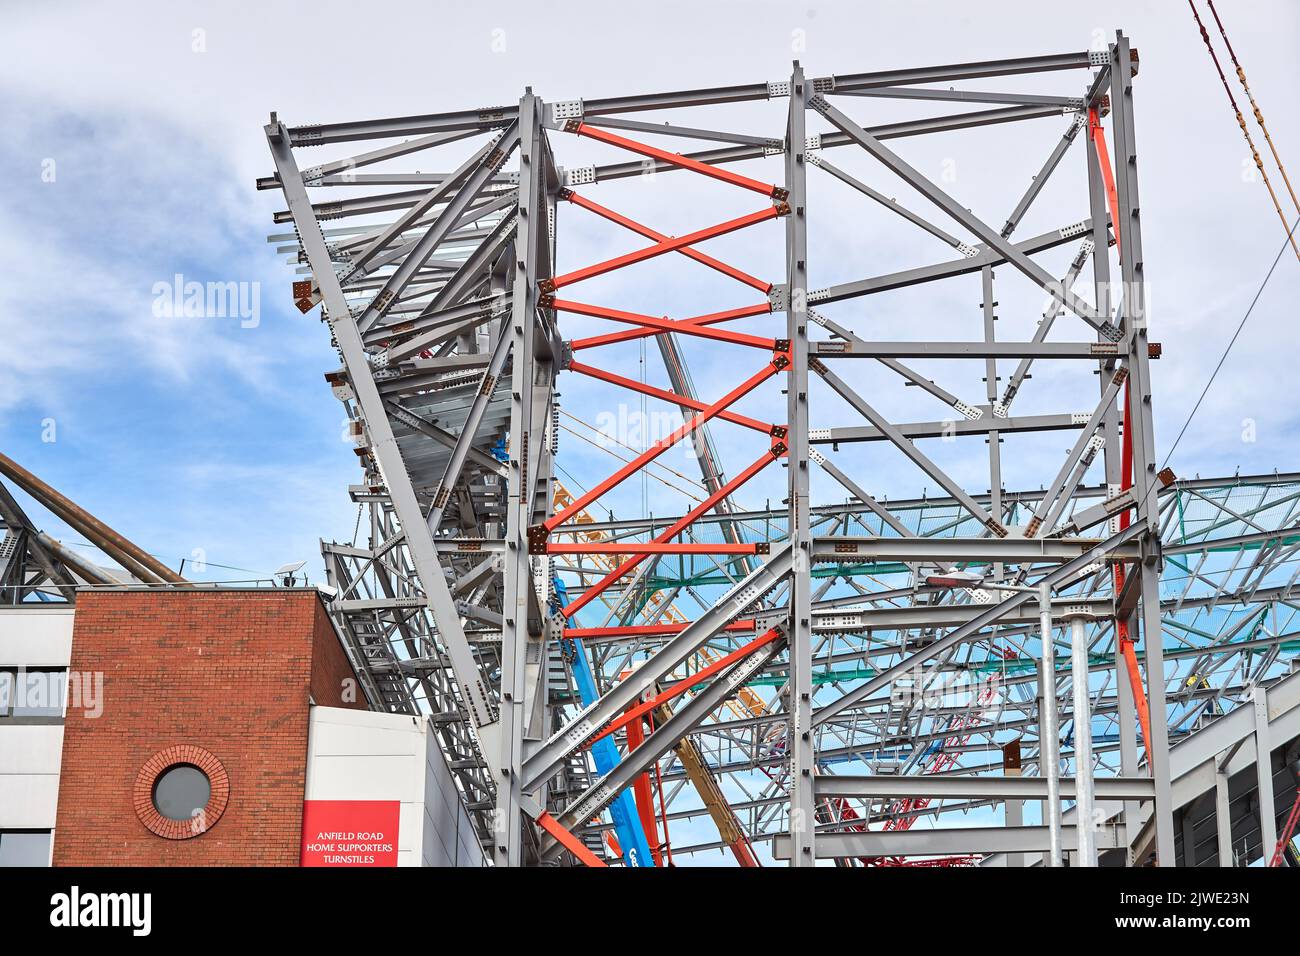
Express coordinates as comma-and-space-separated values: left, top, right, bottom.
256, 32, 1300, 867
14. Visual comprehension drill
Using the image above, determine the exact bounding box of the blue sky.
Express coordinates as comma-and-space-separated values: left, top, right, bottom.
0, 97, 358, 582
2, 0, 1298, 866
3, 0, 1298, 584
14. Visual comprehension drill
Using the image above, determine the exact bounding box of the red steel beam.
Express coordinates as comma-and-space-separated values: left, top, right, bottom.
541, 206, 781, 292
623, 714, 664, 866
571, 301, 772, 352
562, 445, 782, 618
568, 359, 775, 434
547, 542, 763, 555
1091, 112, 1152, 754
586, 627, 783, 747
563, 620, 758, 640
569, 121, 787, 200
554, 299, 779, 352
565, 190, 772, 293
535, 811, 608, 867
540, 357, 785, 533
1089, 108, 1123, 254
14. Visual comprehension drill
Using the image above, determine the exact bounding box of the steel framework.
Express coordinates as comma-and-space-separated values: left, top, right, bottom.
260, 33, 1300, 866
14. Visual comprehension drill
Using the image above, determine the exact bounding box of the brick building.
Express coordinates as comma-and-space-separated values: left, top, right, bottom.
0, 588, 483, 867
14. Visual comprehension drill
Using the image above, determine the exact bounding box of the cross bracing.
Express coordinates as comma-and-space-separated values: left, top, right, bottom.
260, 34, 1300, 866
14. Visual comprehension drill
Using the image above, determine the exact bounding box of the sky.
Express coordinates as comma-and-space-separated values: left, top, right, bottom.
2, 0, 1298, 868
1, 0, 1299, 588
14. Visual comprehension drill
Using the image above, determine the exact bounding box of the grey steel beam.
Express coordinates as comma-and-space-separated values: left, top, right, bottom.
1253, 685, 1279, 856
807, 449, 913, 538
520, 543, 794, 792
1026, 368, 1128, 536
814, 340, 1119, 360
772, 824, 1124, 859
812, 596, 1114, 633
807, 221, 1091, 303
339, 134, 509, 288
581, 83, 771, 118
815, 411, 1084, 446
813, 520, 1146, 727
1109, 31, 1175, 866
265, 120, 499, 737
353, 126, 520, 336
815, 774, 1155, 800
1001, 241, 1097, 410
785, 63, 817, 867
1001, 113, 1088, 238
286, 105, 518, 146
422, 315, 513, 531
805, 307, 974, 421
586, 106, 1066, 184
810, 154, 967, 252
812, 360, 1003, 534
655, 332, 752, 574
382, 399, 508, 478
819, 51, 1094, 92
810, 96, 1116, 339
578, 115, 775, 147
809, 535, 1138, 564
493, 93, 548, 867
844, 87, 1082, 110
545, 633, 787, 856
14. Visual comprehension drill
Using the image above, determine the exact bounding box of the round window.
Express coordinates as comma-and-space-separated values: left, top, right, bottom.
134, 746, 228, 839
151, 764, 212, 821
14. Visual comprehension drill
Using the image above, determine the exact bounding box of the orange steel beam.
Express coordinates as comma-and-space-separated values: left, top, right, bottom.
1114, 382, 1153, 753
568, 121, 788, 200
587, 627, 782, 747
565, 190, 773, 293
1090, 112, 1154, 755
1088, 108, 1123, 254
571, 301, 773, 351
541, 206, 782, 293
567, 360, 775, 434
624, 714, 664, 866
540, 357, 785, 533
535, 811, 609, 867
563, 619, 758, 640
553, 298, 780, 351
561, 445, 782, 618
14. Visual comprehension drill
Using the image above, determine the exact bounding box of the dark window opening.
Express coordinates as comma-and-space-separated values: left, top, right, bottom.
151, 764, 211, 821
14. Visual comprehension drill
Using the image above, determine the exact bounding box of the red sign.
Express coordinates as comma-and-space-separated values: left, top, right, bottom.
300, 800, 400, 867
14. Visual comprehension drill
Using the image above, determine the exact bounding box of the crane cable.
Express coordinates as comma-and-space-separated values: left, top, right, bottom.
1206, 1, 1300, 233
1188, 0, 1300, 261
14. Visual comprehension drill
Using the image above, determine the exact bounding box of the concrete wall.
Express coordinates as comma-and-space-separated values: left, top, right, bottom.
304, 705, 484, 867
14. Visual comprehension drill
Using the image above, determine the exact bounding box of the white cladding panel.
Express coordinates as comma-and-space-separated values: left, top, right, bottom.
0, 609, 72, 838
305, 706, 483, 867
0, 607, 74, 666
0, 725, 63, 829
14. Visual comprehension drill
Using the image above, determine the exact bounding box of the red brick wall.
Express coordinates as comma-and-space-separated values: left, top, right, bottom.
53, 589, 366, 866
309, 607, 368, 710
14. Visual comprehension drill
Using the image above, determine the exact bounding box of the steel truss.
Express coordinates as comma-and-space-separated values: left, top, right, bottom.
261, 34, 1300, 866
